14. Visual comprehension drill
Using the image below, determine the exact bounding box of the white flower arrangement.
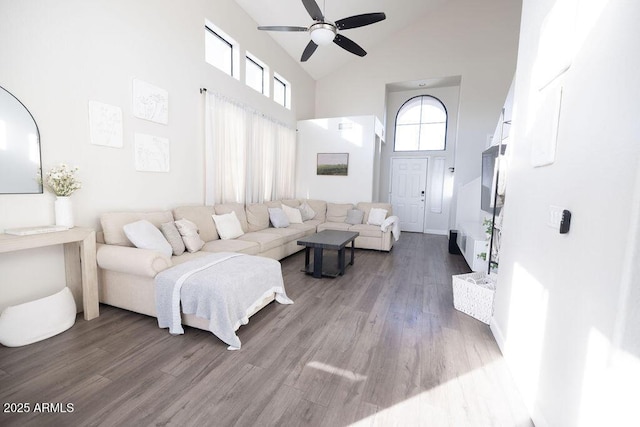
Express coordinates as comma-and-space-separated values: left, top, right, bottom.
43, 163, 82, 197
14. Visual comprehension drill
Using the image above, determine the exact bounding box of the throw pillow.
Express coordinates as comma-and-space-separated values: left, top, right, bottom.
174, 218, 205, 252
298, 202, 316, 221
345, 209, 364, 225
212, 211, 245, 240
123, 220, 173, 257
281, 203, 303, 224
367, 208, 388, 226
268, 207, 290, 228
160, 221, 186, 256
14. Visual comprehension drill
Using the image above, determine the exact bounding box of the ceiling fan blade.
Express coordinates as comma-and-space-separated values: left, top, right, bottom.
301, 40, 319, 62
335, 12, 387, 30
301, 0, 324, 21
258, 26, 308, 32
333, 34, 367, 57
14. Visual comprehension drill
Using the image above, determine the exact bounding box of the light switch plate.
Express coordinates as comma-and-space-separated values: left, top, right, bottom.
548, 205, 564, 229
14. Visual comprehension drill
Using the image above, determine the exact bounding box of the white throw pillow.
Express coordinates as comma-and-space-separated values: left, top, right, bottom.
268, 208, 290, 228
298, 202, 316, 221
174, 219, 205, 253
212, 211, 245, 240
281, 203, 303, 224
367, 208, 388, 226
123, 220, 173, 257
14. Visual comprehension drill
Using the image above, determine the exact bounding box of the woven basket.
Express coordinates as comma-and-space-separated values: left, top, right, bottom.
452, 272, 496, 324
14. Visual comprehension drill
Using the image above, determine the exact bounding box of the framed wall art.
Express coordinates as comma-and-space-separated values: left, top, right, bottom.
317, 153, 349, 176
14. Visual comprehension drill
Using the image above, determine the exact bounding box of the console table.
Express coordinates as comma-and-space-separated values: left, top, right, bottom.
0, 227, 99, 320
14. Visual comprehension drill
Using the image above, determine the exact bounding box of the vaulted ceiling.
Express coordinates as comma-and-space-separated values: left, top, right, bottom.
234, 0, 448, 80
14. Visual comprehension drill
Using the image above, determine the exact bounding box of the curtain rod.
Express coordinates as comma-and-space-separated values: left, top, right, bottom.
200, 87, 295, 130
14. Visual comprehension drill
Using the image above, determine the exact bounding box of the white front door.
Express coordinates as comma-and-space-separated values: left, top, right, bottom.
390, 158, 428, 232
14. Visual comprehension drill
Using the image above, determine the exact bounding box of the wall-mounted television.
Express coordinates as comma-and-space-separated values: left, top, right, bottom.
481, 144, 506, 214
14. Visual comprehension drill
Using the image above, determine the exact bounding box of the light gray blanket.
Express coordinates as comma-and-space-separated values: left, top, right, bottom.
155, 252, 293, 349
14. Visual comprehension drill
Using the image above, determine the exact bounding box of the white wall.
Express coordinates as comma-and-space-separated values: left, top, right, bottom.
295, 116, 381, 204
492, 1, 640, 426
0, 0, 315, 311
315, 0, 522, 199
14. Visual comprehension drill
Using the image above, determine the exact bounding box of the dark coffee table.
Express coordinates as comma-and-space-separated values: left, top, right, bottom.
297, 230, 359, 278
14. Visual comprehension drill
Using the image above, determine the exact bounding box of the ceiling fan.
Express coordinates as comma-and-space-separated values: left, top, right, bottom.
257, 0, 386, 62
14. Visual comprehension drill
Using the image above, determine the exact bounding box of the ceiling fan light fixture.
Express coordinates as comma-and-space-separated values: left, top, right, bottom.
309, 23, 336, 46
257, 0, 386, 62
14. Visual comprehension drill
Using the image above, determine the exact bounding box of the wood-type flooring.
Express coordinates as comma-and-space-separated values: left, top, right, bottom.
0, 233, 533, 426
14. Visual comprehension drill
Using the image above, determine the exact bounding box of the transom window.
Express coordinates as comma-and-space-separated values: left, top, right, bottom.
205, 23, 239, 79
245, 52, 269, 96
203, 20, 292, 107
273, 72, 291, 109
394, 95, 447, 151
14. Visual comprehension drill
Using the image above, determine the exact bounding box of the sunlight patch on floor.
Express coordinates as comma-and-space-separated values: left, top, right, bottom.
307, 361, 367, 382
349, 360, 531, 426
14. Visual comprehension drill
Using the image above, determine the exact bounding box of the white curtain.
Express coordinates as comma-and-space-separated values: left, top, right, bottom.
204, 92, 296, 205
274, 125, 296, 200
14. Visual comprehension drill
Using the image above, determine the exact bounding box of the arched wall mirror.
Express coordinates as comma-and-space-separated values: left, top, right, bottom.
0, 85, 43, 194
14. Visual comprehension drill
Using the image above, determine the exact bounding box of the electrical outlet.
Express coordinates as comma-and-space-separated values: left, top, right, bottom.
548, 205, 563, 229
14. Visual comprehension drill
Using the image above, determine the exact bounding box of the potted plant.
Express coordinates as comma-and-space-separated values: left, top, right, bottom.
42, 164, 82, 227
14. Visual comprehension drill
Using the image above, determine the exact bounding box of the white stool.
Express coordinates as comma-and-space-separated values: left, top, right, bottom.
0, 287, 76, 347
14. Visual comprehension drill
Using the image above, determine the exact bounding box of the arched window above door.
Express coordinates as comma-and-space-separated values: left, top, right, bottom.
394, 95, 447, 151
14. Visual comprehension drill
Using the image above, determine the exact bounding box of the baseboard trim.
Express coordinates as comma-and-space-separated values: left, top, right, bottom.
423, 229, 448, 236
489, 316, 506, 353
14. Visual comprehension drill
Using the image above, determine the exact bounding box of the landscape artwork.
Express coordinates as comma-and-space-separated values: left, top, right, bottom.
317, 153, 349, 176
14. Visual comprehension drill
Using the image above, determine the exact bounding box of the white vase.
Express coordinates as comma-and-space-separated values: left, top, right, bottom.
55, 196, 74, 228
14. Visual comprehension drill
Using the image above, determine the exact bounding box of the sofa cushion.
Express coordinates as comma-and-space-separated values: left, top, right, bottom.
261, 227, 305, 242
357, 202, 393, 225
268, 207, 289, 228
173, 206, 218, 242
349, 223, 383, 238
171, 251, 210, 266
345, 209, 364, 225
326, 203, 354, 223
101, 211, 174, 246
202, 239, 260, 255
281, 199, 301, 208
264, 200, 282, 209
214, 203, 249, 232
282, 204, 303, 224
212, 211, 245, 240
317, 222, 352, 232
237, 231, 284, 252
245, 203, 270, 232
160, 221, 186, 256
174, 219, 205, 253
288, 222, 318, 235
304, 200, 326, 222
123, 220, 173, 257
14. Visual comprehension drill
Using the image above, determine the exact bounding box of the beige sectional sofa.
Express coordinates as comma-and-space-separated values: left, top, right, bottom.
318, 202, 395, 252
95, 199, 393, 331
